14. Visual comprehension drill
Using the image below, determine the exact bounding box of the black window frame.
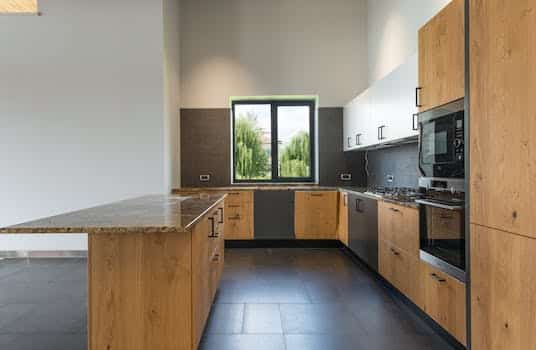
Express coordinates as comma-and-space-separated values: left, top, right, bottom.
232, 99, 316, 184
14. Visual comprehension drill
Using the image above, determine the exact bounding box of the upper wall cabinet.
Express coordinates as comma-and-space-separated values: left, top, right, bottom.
343, 53, 419, 152
418, 0, 465, 112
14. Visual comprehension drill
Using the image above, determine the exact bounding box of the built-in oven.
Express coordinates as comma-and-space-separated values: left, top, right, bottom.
418, 98, 465, 180
416, 179, 466, 283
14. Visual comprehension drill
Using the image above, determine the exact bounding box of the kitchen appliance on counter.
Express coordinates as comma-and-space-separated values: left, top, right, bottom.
418, 98, 464, 186
347, 192, 378, 272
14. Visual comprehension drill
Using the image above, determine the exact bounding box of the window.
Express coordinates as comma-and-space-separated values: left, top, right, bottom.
232, 99, 315, 183
0, 0, 38, 14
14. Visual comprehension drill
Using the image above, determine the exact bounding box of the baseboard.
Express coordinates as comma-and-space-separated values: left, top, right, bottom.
0, 251, 87, 259
339, 246, 466, 350
225, 239, 343, 249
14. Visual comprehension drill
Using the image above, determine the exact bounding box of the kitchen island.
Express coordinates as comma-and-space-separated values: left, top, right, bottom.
0, 194, 227, 350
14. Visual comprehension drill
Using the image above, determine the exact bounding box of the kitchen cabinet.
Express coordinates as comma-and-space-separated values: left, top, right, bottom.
379, 239, 423, 308
418, 0, 464, 112
470, 0, 536, 239
421, 261, 466, 346
337, 192, 349, 246
471, 224, 536, 350
192, 202, 225, 348
348, 192, 378, 271
378, 201, 419, 256
295, 191, 338, 239
224, 191, 254, 240
378, 201, 422, 307
343, 53, 419, 151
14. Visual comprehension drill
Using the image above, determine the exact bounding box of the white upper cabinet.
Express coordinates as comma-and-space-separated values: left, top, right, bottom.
343, 53, 419, 151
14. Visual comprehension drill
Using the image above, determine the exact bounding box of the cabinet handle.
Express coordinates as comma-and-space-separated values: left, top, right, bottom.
208, 217, 217, 238
355, 199, 363, 213
228, 215, 241, 221
228, 204, 241, 208
412, 113, 419, 131
389, 207, 400, 213
378, 126, 386, 140
355, 133, 362, 146
415, 87, 423, 107
430, 273, 446, 283
347, 136, 352, 148
218, 208, 224, 224
228, 192, 241, 196
390, 248, 400, 256
310, 193, 324, 197
212, 254, 220, 262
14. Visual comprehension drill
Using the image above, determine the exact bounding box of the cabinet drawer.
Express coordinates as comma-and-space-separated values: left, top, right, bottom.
209, 239, 225, 300
379, 239, 423, 308
225, 191, 253, 205
379, 201, 419, 256
224, 201, 253, 240
421, 261, 466, 345
295, 191, 338, 238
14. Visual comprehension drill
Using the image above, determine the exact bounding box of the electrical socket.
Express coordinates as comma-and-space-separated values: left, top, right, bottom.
199, 174, 211, 182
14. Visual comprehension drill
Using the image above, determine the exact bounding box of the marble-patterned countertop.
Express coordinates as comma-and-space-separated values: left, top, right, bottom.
0, 194, 226, 234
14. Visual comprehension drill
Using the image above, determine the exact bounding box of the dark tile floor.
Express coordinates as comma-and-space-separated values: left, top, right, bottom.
0, 249, 456, 350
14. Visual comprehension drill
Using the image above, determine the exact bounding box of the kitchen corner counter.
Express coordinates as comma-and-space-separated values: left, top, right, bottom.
0, 193, 226, 234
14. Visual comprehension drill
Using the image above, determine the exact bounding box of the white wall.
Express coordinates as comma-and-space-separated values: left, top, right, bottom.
180, 0, 368, 108
0, 0, 166, 251
163, 0, 182, 191
367, 0, 451, 84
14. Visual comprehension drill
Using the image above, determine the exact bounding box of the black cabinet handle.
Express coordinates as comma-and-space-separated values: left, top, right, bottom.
430, 273, 446, 283
412, 113, 419, 131
208, 217, 216, 238
389, 207, 400, 213
355, 198, 363, 213
218, 208, 224, 224
378, 126, 386, 140
355, 133, 362, 146
347, 136, 352, 148
415, 87, 423, 108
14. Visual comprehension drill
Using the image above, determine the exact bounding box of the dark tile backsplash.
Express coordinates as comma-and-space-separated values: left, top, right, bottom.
180, 107, 366, 188
364, 142, 420, 188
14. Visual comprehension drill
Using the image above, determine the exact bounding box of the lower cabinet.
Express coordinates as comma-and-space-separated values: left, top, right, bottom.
379, 239, 423, 308
471, 224, 536, 350
337, 192, 349, 246
224, 191, 254, 240
421, 261, 466, 346
192, 201, 225, 349
295, 191, 338, 239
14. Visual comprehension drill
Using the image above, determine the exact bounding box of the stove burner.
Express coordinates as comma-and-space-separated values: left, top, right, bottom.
365, 186, 422, 203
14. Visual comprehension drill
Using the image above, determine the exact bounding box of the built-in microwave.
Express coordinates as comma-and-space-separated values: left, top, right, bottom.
418, 98, 465, 180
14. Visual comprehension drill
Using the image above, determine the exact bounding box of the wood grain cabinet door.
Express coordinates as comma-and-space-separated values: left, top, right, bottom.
421, 261, 466, 346
470, 0, 536, 239
338, 192, 349, 246
418, 0, 464, 112
295, 191, 338, 239
378, 201, 420, 256
471, 224, 536, 350
191, 217, 211, 349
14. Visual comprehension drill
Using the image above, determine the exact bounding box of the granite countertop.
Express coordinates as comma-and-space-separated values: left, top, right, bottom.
0, 194, 226, 235
175, 186, 420, 209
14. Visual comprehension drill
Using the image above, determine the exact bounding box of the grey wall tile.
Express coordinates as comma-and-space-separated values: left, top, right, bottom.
365, 143, 420, 188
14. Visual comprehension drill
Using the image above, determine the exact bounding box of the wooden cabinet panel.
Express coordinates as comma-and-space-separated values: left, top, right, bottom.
471, 225, 536, 350
295, 191, 338, 239
379, 239, 423, 308
378, 201, 420, 256
192, 217, 211, 349
338, 192, 349, 246
421, 261, 466, 345
224, 191, 254, 240
418, 0, 464, 112
470, 0, 536, 239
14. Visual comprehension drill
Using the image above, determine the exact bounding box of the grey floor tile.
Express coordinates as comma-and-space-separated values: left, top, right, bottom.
199, 334, 285, 350
285, 334, 366, 350
217, 279, 310, 304
7, 333, 86, 350
205, 303, 244, 334
280, 303, 368, 335
0, 304, 35, 331
243, 304, 283, 334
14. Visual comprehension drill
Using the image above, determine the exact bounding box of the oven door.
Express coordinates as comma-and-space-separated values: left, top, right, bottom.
417, 199, 465, 281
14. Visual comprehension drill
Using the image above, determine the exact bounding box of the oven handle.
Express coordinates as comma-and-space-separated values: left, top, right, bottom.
415, 199, 464, 211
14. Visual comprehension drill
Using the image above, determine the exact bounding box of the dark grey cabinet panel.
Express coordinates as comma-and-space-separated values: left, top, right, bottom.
254, 191, 294, 239
348, 193, 378, 271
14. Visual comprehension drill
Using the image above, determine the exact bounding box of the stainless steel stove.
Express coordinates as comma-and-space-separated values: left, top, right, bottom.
364, 186, 422, 203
